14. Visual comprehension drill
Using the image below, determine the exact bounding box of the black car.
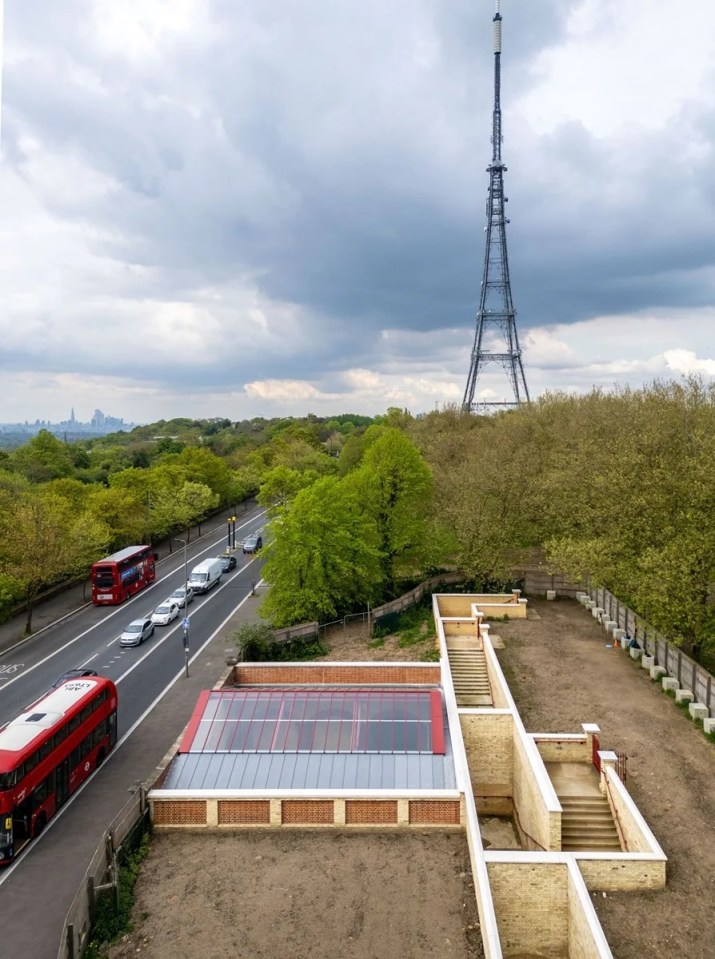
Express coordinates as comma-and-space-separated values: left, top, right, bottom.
219, 554, 237, 572
51, 668, 99, 688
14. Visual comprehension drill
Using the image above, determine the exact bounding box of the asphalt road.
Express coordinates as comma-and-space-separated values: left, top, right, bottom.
0, 505, 268, 959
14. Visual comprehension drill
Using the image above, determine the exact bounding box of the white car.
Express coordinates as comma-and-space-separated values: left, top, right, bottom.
151, 601, 180, 626
120, 618, 155, 647
170, 586, 194, 608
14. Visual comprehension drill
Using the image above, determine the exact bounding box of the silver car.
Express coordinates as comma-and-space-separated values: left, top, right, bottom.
120, 617, 155, 647
170, 586, 194, 608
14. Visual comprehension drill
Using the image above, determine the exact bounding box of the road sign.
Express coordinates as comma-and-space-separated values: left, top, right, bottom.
182, 617, 190, 631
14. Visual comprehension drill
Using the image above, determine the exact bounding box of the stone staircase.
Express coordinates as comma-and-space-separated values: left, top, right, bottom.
447, 647, 493, 707
560, 795, 622, 852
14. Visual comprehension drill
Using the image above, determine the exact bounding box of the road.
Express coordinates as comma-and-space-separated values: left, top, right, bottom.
0, 505, 267, 959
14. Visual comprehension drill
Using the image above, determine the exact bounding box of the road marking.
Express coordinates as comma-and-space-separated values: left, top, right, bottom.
80, 654, 98, 666
0, 581, 264, 886
0, 513, 266, 691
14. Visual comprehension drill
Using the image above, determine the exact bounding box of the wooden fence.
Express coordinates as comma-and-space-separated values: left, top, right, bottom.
58, 788, 150, 959
588, 586, 714, 716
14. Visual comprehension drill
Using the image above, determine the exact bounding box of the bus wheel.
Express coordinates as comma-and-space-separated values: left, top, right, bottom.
33, 814, 47, 839
96, 748, 106, 768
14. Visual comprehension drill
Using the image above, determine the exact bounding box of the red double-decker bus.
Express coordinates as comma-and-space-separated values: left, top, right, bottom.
0, 676, 118, 865
91, 545, 157, 605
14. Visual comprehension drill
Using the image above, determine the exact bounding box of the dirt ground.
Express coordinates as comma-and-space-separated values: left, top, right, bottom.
495, 599, 715, 959
105, 598, 715, 959
104, 831, 481, 959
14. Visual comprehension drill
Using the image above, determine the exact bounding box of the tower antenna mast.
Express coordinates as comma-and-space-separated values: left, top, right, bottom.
462, 0, 530, 411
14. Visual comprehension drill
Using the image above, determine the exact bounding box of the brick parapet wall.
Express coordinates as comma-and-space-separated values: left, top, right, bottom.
150, 795, 463, 829
534, 735, 590, 763
230, 663, 440, 687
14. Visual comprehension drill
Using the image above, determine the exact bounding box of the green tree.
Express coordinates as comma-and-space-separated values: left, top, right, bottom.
348, 428, 433, 594
10, 430, 75, 483
260, 476, 381, 627
0, 491, 110, 633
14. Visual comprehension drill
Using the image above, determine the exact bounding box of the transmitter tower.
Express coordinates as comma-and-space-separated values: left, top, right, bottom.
462, 0, 529, 412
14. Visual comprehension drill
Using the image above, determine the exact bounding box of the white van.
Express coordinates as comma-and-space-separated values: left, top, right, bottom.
188, 557, 223, 595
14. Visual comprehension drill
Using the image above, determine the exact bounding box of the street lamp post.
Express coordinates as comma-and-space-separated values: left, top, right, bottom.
174, 537, 190, 678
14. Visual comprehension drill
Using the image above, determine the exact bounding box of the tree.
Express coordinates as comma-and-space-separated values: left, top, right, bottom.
0, 491, 110, 633
348, 428, 433, 594
260, 476, 382, 627
10, 430, 75, 483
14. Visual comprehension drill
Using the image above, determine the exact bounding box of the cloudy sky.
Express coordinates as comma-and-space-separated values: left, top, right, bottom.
1, 0, 715, 424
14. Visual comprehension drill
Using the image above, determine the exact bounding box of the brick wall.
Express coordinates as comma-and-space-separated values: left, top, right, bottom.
602, 767, 661, 856
231, 664, 440, 686
218, 800, 271, 825
487, 861, 569, 957
345, 800, 398, 825
534, 736, 590, 763
152, 800, 206, 826
150, 796, 463, 829
512, 732, 559, 851
282, 800, 334, 825
460, 713, 513, 800
577, 857, 666, 892
409, 800, 462, 825
567, 866, 609, 959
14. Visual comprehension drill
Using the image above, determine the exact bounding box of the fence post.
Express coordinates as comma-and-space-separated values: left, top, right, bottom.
707, 675, 712, 714
692, 662, 697, 696
677, 651, 682, 685
665, 642, 669, 675
66, 923, 76, 959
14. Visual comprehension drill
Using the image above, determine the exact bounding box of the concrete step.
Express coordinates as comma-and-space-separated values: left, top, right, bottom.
562, 839, 622, 851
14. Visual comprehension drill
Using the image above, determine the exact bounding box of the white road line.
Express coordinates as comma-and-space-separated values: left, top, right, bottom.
80, 654, 98, 666
0, 513, 266, 692
0, 581, 264, 886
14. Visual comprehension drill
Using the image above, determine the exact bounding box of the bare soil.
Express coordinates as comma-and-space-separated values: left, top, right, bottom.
105, 598, 715, 959
104, 831, 482, 959
495, 599, 715, 959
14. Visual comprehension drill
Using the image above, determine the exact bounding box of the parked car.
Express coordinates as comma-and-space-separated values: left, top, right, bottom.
219, 554, 237, 572
51, 668, 98, 688
120, 618, 155, 647
242, 533, 263, 554
151, 602, 180, 626
170, 586, 194, 608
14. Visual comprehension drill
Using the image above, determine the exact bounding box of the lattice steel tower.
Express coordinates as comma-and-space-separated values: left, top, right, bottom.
462, 0, 529, 412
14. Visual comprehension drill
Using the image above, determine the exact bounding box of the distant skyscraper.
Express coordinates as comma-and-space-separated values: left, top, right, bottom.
463, 0, 529, 412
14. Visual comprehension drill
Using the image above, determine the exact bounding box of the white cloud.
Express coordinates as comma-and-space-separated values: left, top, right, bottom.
1, 1, 714, 424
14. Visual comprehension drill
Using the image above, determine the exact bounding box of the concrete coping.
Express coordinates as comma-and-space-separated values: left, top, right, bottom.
582, 723, 601, 735
149, 787, 463, 801
597, 750, 618, 766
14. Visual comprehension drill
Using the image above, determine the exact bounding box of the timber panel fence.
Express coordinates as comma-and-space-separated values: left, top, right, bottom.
587, 586, 714, 716
58, 788, 149, 959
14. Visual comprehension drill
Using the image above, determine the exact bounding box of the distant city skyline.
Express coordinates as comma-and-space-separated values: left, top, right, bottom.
1, 1, 715, 421
0, 408, 138, 439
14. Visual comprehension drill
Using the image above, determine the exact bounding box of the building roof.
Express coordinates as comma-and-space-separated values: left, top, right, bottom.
163, 687, 456, 792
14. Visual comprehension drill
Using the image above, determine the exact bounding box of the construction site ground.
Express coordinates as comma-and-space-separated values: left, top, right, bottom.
104, 598, 715, 959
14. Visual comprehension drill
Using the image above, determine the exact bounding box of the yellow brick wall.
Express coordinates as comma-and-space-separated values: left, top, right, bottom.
512, 732, 558, 850
487, 861, 569, 957
567, 868, 607, 959
535, 737, 590, 762
460, 713, 513, 798
603, 770, 657, 854
435, 595, 477, 617
577, 857, 666, 892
